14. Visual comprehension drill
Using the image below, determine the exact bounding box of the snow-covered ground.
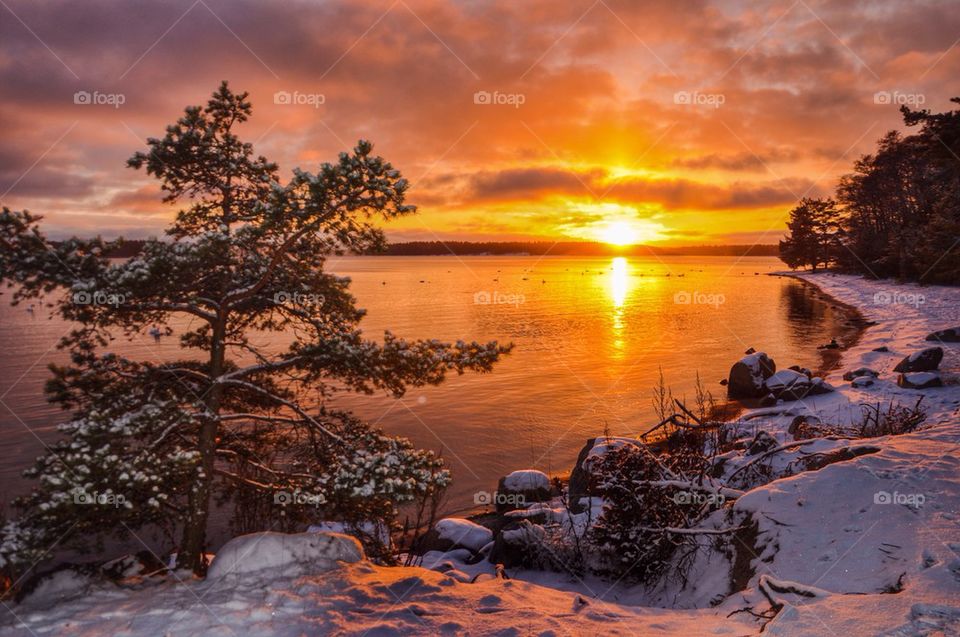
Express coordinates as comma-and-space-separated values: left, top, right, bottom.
2, 272, 959, 636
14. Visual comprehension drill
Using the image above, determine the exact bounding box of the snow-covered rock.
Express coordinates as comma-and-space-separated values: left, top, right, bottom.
893, 346, 943, 373
842, 367, 879, 381
727, 351, 776, 398
897, 371, 943, 389
502, 469, 550, 492
433, 518, 493, 552
763, 369, 833, 400
496, 469, 552, 511
850, 375, 875, 388
206, 531, 363, 579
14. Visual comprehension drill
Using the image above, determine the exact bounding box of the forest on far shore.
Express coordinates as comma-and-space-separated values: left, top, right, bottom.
88, 240, 780, 259
780, 98, 960, 284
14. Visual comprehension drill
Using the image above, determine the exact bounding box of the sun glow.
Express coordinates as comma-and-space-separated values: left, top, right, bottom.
602, 221, 639, 246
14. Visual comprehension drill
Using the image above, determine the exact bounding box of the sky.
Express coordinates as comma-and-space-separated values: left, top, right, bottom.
0, 0, 958, 245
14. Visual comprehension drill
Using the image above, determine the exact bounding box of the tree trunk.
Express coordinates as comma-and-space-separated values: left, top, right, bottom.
178, 317, 227, 575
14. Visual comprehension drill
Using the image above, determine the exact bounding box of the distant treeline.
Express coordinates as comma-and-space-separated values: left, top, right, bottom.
375, 241, 780, 257
780, 98, 960, 284
92, 240, 780, 258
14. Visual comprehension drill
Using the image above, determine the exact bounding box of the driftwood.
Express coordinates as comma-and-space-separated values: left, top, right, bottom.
638, 399, 724, 439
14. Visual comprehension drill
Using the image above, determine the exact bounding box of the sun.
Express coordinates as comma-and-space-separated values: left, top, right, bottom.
601, 221, 639, 246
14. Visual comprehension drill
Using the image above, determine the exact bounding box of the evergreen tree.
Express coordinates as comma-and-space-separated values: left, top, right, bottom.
779, 198, 836, 271
0, 83, 510, 575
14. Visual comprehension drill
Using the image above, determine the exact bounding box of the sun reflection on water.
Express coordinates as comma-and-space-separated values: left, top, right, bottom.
610, 257, 629, 356
611, 257, 628, 308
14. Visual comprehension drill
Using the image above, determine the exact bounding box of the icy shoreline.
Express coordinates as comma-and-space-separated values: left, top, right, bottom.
2, 272, 959, 636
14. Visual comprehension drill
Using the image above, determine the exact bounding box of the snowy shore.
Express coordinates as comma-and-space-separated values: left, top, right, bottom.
2, 272, 959, 636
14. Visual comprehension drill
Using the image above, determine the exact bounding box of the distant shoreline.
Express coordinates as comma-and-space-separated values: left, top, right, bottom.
92, 239, 781, 259
376, 241, 780, 257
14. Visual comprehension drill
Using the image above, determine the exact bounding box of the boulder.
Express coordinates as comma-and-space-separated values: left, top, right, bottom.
764, 369, 834, 401
873, 346, 890, 353
760, 393, 779, 407
727, 352, 777, 398
893, 347, 943, 373
897, 372, 943, 389
851, 376, 875, 388
842, 367, 879, 382
206, 532, 363, 579
926, 327, 960, 343
488, 521, 547, 568
496, 470, 552, 513
432, 518, 494, 552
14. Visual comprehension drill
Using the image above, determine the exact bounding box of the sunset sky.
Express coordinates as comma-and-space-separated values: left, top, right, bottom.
1, 0, 958, 245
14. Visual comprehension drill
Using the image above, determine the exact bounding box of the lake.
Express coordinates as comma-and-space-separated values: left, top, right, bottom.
0, 255, 849, 545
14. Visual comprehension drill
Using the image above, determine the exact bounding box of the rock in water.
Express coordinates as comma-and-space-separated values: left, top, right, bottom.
926, 327, 960, 342
897, 372, 943, 389
728, 351, 777, 398
893, 347, 943, 373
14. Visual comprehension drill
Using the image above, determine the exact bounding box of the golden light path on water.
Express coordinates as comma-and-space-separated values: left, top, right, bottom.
609, 256, 629, 358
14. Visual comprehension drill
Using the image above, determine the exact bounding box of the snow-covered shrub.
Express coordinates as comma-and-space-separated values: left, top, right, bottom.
588, 444, 724, 584
856, 398, 927, 438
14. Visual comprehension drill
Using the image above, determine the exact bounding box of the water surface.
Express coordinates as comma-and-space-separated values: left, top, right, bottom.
0, 255, 847, 534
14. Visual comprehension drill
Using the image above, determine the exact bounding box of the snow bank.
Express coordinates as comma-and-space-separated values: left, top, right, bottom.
17, 569, 91, 609
206, 531, 363, 579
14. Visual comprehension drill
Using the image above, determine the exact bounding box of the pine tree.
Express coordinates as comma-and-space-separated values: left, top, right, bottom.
0, 82, 511, 576
779, 198, 836, 271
